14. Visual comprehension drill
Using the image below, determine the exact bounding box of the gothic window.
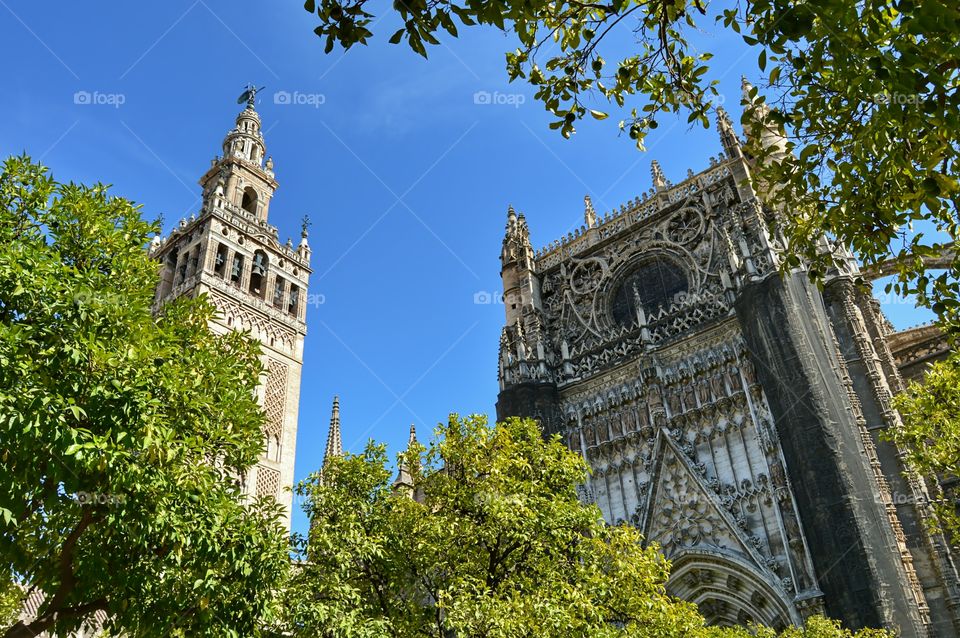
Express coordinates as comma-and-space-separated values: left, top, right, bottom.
273, 277, 286, 308
265, 433, 281, 462
288, 284, 300, 317
187, 248, 199, 278
266, 434, 280, 463
241, 187, 258, 215
610, 259, 687, 327
214, 243, 228, 278
159, 248, 178, 298
176, 250, 188, 285
249, 250, 268, 298
230, 253, 245, 285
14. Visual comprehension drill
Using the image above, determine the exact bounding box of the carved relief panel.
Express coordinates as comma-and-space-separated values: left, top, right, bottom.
557, 323, 819, 611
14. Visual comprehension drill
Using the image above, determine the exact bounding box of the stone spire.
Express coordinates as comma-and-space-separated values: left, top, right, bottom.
584, 195, 598, 228
323, 395, 342, 468
651, 160, 667, 190
716, 106, 742, 158
740, 77, 787, 158
393, 424, 418, 494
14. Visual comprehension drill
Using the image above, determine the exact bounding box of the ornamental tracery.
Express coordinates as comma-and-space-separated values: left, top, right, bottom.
535, 190, 747, 381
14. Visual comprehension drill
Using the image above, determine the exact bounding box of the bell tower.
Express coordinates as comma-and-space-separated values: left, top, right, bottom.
150, 87, 312, 530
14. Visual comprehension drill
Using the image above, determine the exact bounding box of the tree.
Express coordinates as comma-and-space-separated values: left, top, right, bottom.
891, 352, 960, 546
0, 156, 288, 638
0, 574, 21, 632
282, 414, 888, 637
302, 0, 960, 325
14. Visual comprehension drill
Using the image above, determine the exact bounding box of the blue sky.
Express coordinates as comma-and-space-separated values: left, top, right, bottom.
0, 0, 932, 537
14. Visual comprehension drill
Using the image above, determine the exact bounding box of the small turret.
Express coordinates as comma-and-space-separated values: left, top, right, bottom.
500, 205, 541, 327
298, 216, 312, 261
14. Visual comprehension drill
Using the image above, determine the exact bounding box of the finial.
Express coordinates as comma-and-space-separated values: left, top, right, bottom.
238, 83, 264, 109
651, 160, 667, 189
301, 214, 312, 238
584, 195, 597, 228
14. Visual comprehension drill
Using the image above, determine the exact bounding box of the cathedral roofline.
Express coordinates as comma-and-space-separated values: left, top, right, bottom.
531, 151, 750, 269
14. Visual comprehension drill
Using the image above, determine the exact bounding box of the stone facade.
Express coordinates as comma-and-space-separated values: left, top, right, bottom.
150, 89, 311, 530
495, 93, 960, 634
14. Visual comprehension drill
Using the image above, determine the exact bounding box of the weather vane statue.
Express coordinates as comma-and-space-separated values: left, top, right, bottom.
237, 83, 265, 108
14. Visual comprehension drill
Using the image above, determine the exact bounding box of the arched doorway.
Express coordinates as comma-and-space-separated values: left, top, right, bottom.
666, 550, 799, 629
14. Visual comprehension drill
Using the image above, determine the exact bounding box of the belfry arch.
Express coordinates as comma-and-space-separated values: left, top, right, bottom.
241, 186, 258, 215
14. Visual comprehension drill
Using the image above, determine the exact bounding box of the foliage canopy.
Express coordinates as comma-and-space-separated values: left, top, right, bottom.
282, 414, 890, 637
0, 156, 288, 638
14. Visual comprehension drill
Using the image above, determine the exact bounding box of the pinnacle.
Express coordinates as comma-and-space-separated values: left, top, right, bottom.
323, 395, 342, 467
407, 423, 417, 446
651, 159, 667, 188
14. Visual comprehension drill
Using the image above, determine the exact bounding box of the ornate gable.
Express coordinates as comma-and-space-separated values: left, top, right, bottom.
642, 430, 766, 569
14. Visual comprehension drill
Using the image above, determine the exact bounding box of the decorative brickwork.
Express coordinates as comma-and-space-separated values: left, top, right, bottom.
256, 465, 281, 499
263, 359, 288, 438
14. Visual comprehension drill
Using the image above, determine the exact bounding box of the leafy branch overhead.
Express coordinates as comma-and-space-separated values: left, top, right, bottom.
303, 0, 960, 331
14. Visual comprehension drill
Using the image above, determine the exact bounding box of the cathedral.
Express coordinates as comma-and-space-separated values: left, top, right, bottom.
494, 82, 960, 635
23, 88, 959, 637
148, 88, 311, 530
